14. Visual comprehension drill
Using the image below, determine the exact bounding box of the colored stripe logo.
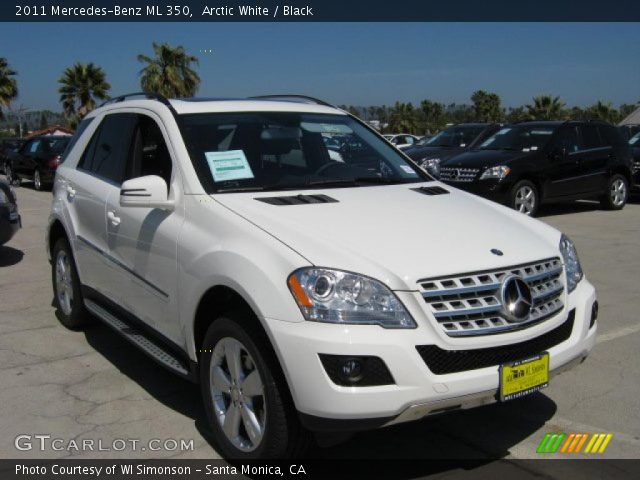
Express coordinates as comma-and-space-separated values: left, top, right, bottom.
537, 432, 613, 454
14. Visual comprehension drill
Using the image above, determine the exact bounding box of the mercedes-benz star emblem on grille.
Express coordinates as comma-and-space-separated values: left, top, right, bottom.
501, 274, 533, 322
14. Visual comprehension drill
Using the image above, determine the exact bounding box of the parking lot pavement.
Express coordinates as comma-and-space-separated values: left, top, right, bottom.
1, 180, 639, 463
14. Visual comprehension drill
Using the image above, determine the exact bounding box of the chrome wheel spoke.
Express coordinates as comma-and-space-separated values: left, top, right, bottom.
241, 370, 263, 397
225, 340, 243, 384
212, 365, 232, 391
240, 403, 263, 444
222, 403, 242, 439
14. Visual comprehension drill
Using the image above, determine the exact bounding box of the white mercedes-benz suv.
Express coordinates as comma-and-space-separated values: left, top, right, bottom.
46, 94, 598, 458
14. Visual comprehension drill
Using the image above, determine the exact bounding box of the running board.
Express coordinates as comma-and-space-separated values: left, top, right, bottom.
84, 299, 190, 378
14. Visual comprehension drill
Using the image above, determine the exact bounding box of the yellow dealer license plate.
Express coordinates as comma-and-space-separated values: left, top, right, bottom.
499, 352, 549, 402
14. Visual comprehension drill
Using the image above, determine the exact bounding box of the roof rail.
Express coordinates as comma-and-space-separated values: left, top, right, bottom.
99, 92, 173, 108
248, 94, 337, 109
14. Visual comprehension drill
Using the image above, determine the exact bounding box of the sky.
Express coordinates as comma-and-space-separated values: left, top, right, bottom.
1, 22, 639, 112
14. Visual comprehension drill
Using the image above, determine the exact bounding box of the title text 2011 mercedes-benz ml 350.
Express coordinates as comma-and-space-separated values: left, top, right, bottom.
46, 94, 598, 459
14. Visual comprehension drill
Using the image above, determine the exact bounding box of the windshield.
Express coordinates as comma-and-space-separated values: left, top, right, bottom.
180, 112, 428, 193
480, 125, 555, 151
425, 126, 485, 148
629, 132, 640, 146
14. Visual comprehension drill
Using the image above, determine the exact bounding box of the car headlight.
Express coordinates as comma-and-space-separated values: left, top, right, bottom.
287, 268, 416, 328
480, 165, 511, 180
419, 157, 441, 174
559, 234, 583, 292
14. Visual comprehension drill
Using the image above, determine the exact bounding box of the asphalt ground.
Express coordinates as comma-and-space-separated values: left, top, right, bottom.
0, 177, 638, 471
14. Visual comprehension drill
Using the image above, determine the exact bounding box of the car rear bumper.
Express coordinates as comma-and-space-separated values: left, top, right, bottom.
267, 279, 597, 431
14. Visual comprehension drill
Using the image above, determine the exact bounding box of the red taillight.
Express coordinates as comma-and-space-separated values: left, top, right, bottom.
47, 155, 62, 169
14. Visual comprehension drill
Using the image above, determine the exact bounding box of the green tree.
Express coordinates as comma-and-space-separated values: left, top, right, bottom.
0, 58, 18, 120
471, 90, 503, 122
138, 42, 200, 98
619, 103, 638, 120
419, 100, 445, 133
586, 101, 620, 124
526, 95, 565, 120
388, 102, 419, 134
505, 106, 528, 123
39, 112, 48, 130
58, 63, 110, 122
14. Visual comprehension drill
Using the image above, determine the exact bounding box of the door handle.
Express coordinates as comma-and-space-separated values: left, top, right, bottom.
66, 186, 76, 198
107, 210, 121, 226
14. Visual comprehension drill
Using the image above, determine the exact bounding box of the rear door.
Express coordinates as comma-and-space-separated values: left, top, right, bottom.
545, 126, 582, 198
66, 113, 136, 297
104, 112, 183, 344
576, 125, 611, 194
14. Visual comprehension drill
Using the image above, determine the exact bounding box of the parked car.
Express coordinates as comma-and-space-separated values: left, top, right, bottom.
47, 93, 597, 459
5, 135, 70, 190
0, 179, 21, 246
618, 124, 640, 141
438, 121, 633, 216
629, 131, 640, 188
383, 133, 420, 149
0, 138, 25, 174
404, 123, 502, 176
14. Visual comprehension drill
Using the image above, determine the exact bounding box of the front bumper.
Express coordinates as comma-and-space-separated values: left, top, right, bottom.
0, 204, 21, 245
267, 278, 597, 431
441, 179, 512, 204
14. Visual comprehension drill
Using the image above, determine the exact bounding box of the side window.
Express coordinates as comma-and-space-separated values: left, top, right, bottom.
79, 113, 137, 184
551, 127, 580, 153
61, 117, 94, 162
599, 125, 626, 147
124, 115, 173, 187
580, 125, 605, 150
28, 140, 41, 154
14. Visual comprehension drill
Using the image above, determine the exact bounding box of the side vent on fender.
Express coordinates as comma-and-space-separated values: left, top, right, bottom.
255, 194, 339, 206
411, 186, 450, 196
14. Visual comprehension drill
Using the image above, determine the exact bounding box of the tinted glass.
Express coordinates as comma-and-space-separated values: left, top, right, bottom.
599, 124, 626, 147
551, 127, 580, 153
580, 125, 605, 150
426, 126, 485, 148
125, 115, 172, 186
180, 112, 427, 193
79, 113, 137, 183
42, 137, 70, 154
629, 132, 640, 146
480, 125, 556, 151
61, 117, 94, 162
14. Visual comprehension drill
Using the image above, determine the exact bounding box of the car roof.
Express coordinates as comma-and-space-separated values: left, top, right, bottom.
89, 97, 346, 117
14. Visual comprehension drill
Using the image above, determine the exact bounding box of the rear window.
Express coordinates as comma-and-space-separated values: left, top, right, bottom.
580, 126, 606, 150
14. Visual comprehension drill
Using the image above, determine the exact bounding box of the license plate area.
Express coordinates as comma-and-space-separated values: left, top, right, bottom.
499, 352, 549, 402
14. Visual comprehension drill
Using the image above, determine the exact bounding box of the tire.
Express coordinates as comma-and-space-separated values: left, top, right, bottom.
33, 169, 43, 191
51, 237, 89, 329
509, 180, 539, 217
200, 313, 310, 459
5, 163, 19, 186
600, 174, 628, 210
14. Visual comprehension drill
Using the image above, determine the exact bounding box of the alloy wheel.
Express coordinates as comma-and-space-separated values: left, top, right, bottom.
210, 337, 266, 452
610, 178, 626, 207
55, 250, 74, 316
34, 170, 41, 190
514, 185, 536, 215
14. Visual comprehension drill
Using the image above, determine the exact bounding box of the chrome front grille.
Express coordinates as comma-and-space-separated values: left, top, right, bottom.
419, 258, 565, 337
439, 167, 479, 182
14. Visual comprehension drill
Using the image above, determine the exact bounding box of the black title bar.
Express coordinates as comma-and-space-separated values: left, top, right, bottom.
2, 0, 640, 22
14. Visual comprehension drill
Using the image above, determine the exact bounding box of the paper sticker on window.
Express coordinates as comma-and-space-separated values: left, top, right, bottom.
205, 150, 254, 182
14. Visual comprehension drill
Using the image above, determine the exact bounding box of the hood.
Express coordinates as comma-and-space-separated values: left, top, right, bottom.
404, 145, 463, 161
442, 149, 533, 169
212, 183, 562, 291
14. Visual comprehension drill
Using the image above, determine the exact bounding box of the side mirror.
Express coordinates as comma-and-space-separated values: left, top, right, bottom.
120, 175, 174, 211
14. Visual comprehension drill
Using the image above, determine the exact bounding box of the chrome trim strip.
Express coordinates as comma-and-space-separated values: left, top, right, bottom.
76, 235, 169, 299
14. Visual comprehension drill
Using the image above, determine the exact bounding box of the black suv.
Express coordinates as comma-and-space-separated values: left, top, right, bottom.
630, 131, 640, 188
438, 121, 634, 216
404, 123, 502, 176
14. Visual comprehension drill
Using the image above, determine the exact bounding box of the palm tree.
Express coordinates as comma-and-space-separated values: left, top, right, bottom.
587, 101, 619, 124
138, 42, 200, 98
58, 63, 110, 122
526, 95, 565, 120
388, 102, 419, 134
0, 58, 18, 120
